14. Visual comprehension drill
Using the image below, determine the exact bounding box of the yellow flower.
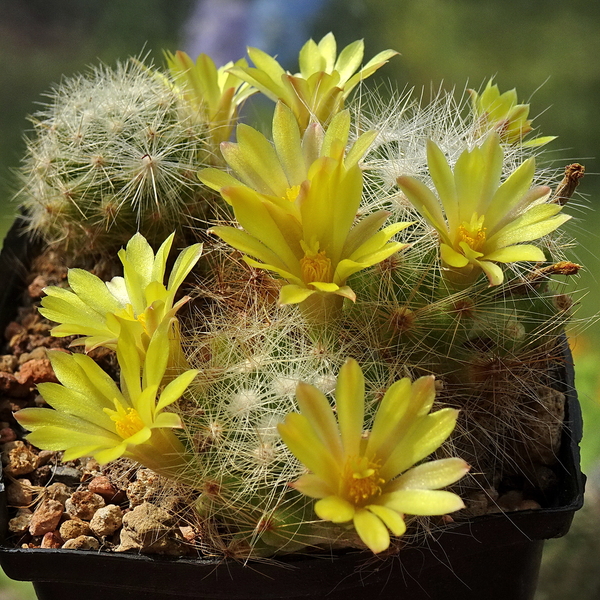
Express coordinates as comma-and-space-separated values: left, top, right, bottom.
39, 232, 202, 356
199, 101, 378, 214
209, 153, 410, 309
397, 134, 570, 286
164, 50, 256, 153
470, 79, 556, 147
15, 319, 198, 479
229, 32, 397, 131
278, 359, 469, 554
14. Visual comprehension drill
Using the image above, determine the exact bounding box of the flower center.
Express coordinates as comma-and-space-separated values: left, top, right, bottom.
111, 407, 145, 439
457, 214, 487, 252
300, 249, 332, 284
115, 303, 148, 330
344, 456, 385, 506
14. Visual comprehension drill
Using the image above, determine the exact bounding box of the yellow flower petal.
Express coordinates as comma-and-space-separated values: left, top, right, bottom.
484, 158, 536, 230
272, 102, 306, 186
296, 382, 343, 461
384, 490, 465, 515
335, 358, 365, 456
380, 408, 459, 480
299, 38, 326, 78
370, 376, 436, 465
346, 222, 411, 263
315, 495, 355, 523
309, 281, 340, 293
334, 39, 364, 83
24, 426, 117, 451
62, 445, 105, 462
223, 186, 302, 270
224, 124, 289, 196
353, 508, 390, 554
167, 242, 203, 294
334, 285, 356, 302
427, 139, 458, 230
522, 136, 557, 148
387, 458, 470, 492
345, 129, 378, 169
209, 226, 292, 274
198, 168, 243, 194
34, 383, 114, 430
66, 269, 122, 315
292, 474, 334, 499
278, 284, 315, 305
244, 257, 301, 286
153, 412, 183, 429
488, 212, 570, 249
478, 260, 504, 286
367, 504, 407, 537
366, 377, 412, 458
440, 243, 470, 268
483, 244, 545, 263
300, 160, 363, 263
94, 443, 128, 465
344, 49, 399, 95
156, 369, 199, 412
278, 413, 340, 484
397, 175, 447, 236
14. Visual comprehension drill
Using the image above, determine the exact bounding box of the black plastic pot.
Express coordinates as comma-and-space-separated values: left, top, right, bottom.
0, 217, 586, 600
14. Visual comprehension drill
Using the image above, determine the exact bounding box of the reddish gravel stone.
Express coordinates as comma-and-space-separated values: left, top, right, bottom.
90, 505, 123, 537
59, 519, 92, 541
8, 332, 29, 357
27, 275, 47, 299
36, 450, 57, 467
18, 347, 47, 365
0, 372, 28, 397
46, 482, 71, 506
29, 499, 64, 536
179, 526, 197, 543
41, 531, 63, 549
4, 321, 25, 342
8, 509, 32, 534
16, 358, 58, 387
65, 491, 106, 521
30, 465, 52, 487
2, 441, 38, 477
0, 427, 17, 443
88, 476, 119, 501
62, 535, 100, 551
6, 479, 33, 506
0, 354, 18, 373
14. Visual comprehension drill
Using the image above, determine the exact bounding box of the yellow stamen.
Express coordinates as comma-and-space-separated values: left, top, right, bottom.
344, 456, 385, 505
284, 185, 301, 203
457, 214, 487, 252
111, 407, 145, 439
115, 304, 148, 331
300, 250, 332, 284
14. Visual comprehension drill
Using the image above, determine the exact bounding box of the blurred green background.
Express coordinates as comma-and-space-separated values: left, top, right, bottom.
0, 1, 598, 598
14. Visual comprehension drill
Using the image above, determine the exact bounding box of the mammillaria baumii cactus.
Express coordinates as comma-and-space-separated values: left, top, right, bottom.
10, 32, 584, 561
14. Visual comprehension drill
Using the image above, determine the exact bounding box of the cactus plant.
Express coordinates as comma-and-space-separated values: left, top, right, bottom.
11, 33, 584, 562
16, 57, 249, 255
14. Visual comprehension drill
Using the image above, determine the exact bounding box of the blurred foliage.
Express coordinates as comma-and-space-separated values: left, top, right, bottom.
537, 483, 600, 600
0, 568, 35, 600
